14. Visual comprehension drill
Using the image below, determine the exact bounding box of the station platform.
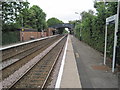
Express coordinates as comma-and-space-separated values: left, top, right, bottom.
55, 35, 82, 88
55, 34, 118, 88
60, 35, 82, 88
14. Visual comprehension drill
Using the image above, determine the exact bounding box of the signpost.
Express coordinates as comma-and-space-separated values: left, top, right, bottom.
104, 0, 119, 72
106, 14, 117, 25
112, 0, 119, 72
104, 14, 117, 65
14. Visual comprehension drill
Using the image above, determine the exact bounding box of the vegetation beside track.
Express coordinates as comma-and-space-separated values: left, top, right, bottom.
70, 2, 120, 65
1, 1, 65, 45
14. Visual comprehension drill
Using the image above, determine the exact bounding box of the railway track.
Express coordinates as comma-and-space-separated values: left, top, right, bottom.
1, 36, 60, 69
1, 35, 67, 89
2, 35, 60, 62
1, 35, 59, 61
1, 35, 62, 81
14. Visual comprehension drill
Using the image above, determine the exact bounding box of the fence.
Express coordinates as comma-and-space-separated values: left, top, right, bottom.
2, 31, 20, 45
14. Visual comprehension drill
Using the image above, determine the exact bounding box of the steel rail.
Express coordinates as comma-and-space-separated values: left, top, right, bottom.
2, 35, 59, 61
0, 36, 61, 70
0, 35, 59, 51
41, 38, 65, 89
0, 35, 67, 90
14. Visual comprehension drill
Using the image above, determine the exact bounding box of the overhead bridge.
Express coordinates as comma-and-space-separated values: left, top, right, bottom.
49, 23, 74, 30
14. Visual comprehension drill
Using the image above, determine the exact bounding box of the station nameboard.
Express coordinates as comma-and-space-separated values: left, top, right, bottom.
106, 14, 117, 25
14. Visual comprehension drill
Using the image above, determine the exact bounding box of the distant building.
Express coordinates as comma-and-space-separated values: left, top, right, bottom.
18, 28, 55, 41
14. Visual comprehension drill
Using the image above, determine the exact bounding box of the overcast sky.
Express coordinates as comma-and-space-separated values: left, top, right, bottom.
27, 0, 96, 23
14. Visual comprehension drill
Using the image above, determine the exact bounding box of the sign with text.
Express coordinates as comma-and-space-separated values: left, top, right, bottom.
106, 14, 117, 25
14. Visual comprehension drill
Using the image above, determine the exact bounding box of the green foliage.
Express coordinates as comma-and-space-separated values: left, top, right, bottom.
2, 1, 25, 24
47, 17, 63, 27
74, 2, 120, 63
74, 24, 81, 38
2, 31, 20, 45
1, 1, 47, 45
2, 1, 30, 31
28, 5, 46, 31
17, 5, 47, 31
2, 23, 20, 31
2, 1, 47, 32
47, 17, 64, 34
63, 29, 68, 34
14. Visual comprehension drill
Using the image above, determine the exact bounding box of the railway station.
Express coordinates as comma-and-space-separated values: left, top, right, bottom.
0, 34, 119, 89
0, 0, 120, 89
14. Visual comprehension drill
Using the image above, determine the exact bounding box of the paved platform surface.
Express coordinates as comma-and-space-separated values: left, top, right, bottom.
56, 35, 82, 88
71, 35, 118, 88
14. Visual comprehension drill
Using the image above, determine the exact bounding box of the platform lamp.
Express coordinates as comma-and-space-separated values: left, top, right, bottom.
75, 12, 82, 41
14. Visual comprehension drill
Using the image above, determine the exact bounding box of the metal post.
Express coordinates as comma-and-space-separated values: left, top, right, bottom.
112, 0, 119, 72
103, 0, 107, 65
104, 24, 108, 65
80, 27, 82, 41
75, 12, 82, 40
21, 16, 24, 41
80, 15, 82, 41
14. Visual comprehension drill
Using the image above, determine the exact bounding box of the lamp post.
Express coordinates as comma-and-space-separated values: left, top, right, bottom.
21, 15, 24, 42
75, 12, 82, 41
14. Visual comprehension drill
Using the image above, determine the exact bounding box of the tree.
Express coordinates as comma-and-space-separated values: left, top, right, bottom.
2, 1, 30, 31
28, 5, 46, 31
74, 1, 120, 63
47, 17, 63, 27
18, 5, 47, 31
2, 1, 47, 32
47, 17, 64, 34
94, 2, 106, 34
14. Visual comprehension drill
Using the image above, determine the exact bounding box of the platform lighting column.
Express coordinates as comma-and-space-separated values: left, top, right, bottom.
75, 12, 82, 41
21, 16, 24, 42
103, 0, 107, 65
104, 24, 108, 65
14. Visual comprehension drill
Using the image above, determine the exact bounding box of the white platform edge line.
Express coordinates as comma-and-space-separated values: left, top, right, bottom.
55, 35, 69, 88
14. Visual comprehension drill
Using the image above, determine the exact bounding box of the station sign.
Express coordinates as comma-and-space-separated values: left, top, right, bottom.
106, 14, 117, 25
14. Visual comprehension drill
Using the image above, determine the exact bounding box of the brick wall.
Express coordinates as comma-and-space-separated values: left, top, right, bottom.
20, 28, 55, 41
20, 31, 42, 41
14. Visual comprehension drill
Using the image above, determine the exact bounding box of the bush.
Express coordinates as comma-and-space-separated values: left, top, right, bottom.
2, 31, 20, 45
